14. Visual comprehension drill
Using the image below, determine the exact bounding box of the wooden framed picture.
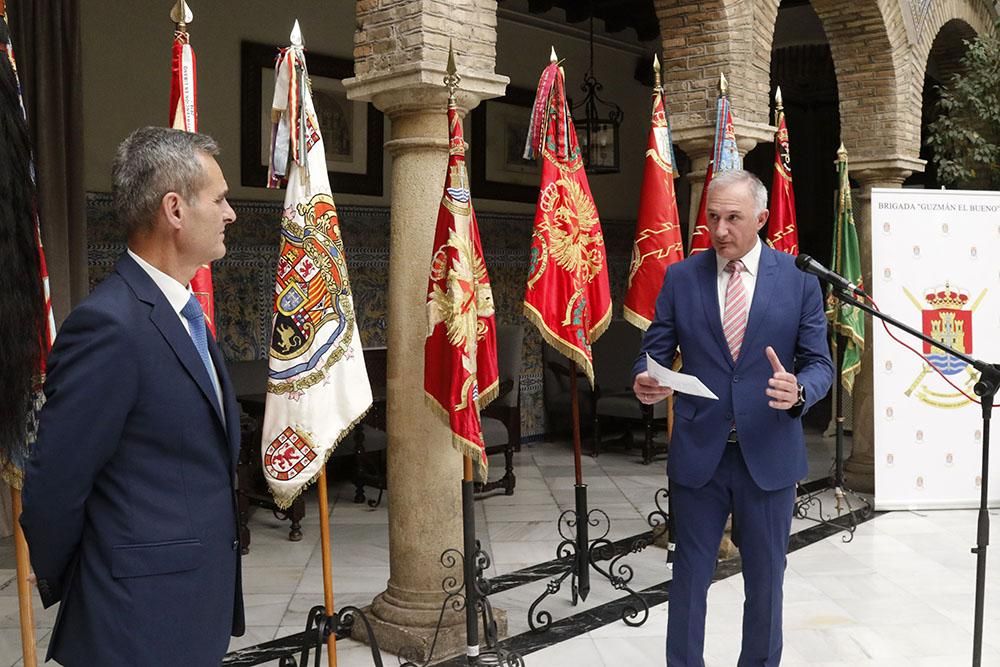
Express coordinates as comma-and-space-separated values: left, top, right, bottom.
470, 86, 539, 203
240, 41, 383, 196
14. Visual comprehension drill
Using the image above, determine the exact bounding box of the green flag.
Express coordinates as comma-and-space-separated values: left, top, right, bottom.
826, 144, 865, 392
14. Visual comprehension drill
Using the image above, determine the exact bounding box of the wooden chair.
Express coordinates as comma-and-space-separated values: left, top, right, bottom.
541, 341, 595, 436
591, 320, 668, 464
228, 360, 305, 553
476, 324, 524, 496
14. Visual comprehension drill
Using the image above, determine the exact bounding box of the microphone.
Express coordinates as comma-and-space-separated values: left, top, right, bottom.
794, 254, 866, 297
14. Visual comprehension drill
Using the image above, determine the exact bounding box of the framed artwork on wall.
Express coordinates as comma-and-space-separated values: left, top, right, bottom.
470, 86, 540, 203
240, 41, 384, 196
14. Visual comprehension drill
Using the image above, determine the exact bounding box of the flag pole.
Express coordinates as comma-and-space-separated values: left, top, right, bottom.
11, 489, 37, 667
316, 468, 338, 667
523, 47, 647, 631
461, 456, 480, 662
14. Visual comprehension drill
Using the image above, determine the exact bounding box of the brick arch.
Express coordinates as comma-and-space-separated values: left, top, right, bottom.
811, 0, 912, 160
654, 0, 779, 130
909, 0, 995, 152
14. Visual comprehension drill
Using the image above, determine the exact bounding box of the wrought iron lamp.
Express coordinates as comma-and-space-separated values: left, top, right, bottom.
573, 15, 623, 174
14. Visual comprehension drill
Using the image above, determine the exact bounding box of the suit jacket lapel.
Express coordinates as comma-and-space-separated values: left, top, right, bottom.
739, 244, 779, 366
208, 335, 241, 466
696, 251, 733, 368
116, 254, 227, 430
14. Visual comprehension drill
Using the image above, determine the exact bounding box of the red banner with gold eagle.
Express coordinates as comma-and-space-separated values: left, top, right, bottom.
623, 83, 684, 330
169, 25, 216, 334
523, 59, 611, 386
766, 98, 799, 255
424, 102, 499, 478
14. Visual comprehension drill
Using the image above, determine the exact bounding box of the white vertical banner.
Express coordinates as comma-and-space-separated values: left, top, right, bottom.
871, 188, 1000, 510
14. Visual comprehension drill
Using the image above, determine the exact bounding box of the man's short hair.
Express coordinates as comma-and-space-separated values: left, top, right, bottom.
707, 169, 768, 218
112, 126, 220, 237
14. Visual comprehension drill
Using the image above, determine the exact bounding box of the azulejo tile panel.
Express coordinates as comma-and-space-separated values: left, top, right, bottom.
87, 193, 637, 439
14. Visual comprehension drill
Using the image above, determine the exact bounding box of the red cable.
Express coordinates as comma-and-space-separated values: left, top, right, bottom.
862, 294, 999, 407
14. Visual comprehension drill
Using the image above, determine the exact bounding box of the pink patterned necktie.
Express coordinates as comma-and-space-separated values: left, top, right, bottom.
722, 260, 748, 362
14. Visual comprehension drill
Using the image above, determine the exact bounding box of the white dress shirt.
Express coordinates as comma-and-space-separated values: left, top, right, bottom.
714, 237, 762, 323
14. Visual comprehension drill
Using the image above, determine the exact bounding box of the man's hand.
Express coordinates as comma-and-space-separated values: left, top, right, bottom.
765, 346, 799, 410
634, 371, 673, 405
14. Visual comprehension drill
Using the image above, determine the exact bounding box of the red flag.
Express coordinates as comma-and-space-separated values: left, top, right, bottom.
623, 78, 684, 330
766, 92, 798, 255
523, 58, 612, 386
424, 97, 499, 478
689, 76, 741, 255
169, 26, 216, 335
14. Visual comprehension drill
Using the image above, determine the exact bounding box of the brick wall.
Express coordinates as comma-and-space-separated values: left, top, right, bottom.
354, 0, 499, 77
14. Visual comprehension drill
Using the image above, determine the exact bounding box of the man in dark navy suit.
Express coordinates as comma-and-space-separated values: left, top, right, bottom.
21, 127, 245, 666
633, 170, 833, 666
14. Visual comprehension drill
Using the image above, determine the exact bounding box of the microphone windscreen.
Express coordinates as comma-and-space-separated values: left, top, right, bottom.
794, 253, 813, 271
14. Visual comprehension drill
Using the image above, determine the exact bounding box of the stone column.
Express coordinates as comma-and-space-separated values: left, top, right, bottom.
843, 156, 925, 493
344, 1, 507, 660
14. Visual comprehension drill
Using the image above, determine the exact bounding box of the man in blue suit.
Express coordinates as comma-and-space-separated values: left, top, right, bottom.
633, 170, 833, 666
21, 127, 245, 666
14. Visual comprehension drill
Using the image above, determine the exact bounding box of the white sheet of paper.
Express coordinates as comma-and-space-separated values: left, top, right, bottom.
646, 354, 718, 400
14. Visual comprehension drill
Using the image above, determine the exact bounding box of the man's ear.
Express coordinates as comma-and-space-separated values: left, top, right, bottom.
160, 192, 184, 231
756, 209, 769, 231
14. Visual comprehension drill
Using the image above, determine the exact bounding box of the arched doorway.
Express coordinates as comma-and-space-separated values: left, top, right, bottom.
906, 18, 978, 188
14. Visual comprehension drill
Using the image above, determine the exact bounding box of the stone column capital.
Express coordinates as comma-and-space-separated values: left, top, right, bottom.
672, 119, 775, 161
344, 64, 509, 118
849, 155, 926, 187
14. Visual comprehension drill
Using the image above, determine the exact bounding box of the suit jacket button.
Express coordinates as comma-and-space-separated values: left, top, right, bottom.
733, 375, 740, 382
232, 539, 239, 551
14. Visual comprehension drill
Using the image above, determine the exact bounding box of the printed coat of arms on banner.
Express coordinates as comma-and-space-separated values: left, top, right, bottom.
903, 283, 986, 408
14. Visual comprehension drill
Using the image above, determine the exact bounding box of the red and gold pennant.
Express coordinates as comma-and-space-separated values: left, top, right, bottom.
424, 100, 499, 478
624, 76, 684, 330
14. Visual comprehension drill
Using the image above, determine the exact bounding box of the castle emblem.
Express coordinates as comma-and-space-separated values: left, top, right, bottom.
903, 283, 986, 408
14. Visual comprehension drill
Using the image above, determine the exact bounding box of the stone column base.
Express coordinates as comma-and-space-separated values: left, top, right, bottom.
844, 452, 875, 494
352, 598, 508, 663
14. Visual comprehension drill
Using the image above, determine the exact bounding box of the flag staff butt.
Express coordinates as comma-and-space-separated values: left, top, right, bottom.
461, 456, 480, 661
316, 468, 338, 667
11, 489, 37, 667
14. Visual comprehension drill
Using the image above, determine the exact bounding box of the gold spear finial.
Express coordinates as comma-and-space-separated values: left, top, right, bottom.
444, 40, 461, 101
720, 72, 728, 96
837, 142, 848, 162
170, 0, 192, 33
550, 46, 558, 63
653, 54, 661, 90
775, 86, 783, 113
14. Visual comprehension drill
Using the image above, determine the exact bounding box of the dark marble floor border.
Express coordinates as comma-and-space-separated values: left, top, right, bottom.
432, 508, 885, 665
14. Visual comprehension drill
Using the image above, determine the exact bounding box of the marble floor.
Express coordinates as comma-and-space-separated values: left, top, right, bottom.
0, 431, 998, 666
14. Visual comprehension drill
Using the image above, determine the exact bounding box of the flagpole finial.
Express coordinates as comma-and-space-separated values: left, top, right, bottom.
170, 0, 193, 32
653, 54, 661, 90
444, 40, 461, 102
837, 142, 848, 162
550, 46, 558, 63
775, 86, 783, 112
719, 72, 728, 96
290, 20, 303, 47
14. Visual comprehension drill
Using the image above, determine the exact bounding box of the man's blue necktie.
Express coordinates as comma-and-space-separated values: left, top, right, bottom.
180, 294, 218, 397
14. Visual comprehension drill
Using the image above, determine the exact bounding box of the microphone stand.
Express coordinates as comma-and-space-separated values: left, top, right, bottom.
828, 286, 999, 667
794, 328, 873, 541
